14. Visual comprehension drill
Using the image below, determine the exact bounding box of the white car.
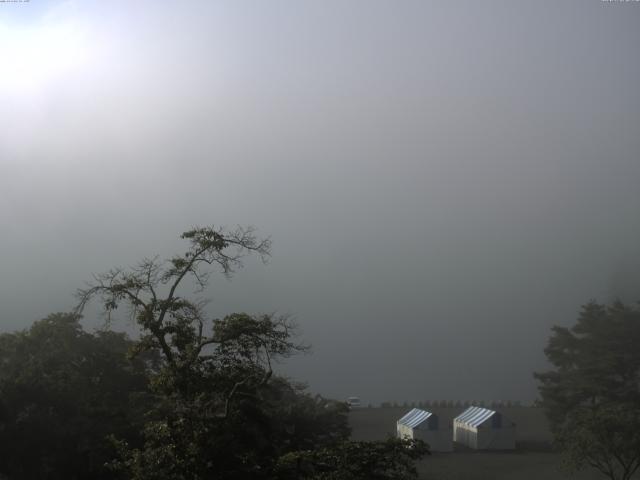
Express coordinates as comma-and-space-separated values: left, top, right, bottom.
346, 396, 361, 408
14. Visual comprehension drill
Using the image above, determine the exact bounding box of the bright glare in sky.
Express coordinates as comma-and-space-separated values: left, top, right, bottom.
0, 20, 87, 94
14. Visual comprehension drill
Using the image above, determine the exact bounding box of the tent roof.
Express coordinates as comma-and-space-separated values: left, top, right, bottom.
397, 408, 433, 428
454, 406, 497, 427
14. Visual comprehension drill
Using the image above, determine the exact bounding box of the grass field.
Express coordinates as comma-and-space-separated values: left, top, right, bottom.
348, 407, 613, 480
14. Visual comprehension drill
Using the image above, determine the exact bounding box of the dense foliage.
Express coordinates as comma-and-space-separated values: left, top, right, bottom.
276, 438, 429, 480
0, 313, 154, 480
535, 300, 640, 480
0, 226, 429, 479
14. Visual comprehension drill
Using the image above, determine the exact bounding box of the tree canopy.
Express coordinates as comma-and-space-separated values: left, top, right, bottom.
70, 225, 429, 479
0, 313, 154, 480
0, 225, 429, 479
276, 438, 429, 480
535, 300, 640, 480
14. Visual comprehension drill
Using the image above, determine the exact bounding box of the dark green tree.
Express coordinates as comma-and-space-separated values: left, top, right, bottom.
260, 378, 351, 452
0, 313, 154, 480
275, 437, 429, 480
535, 300, 640, 480
75, 226, 310, 478
76, 225, 428, 479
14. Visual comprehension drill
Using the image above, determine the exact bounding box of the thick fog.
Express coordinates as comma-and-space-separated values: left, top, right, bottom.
1, 0, 639, 404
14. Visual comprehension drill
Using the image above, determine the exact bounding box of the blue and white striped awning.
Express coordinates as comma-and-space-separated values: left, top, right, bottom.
397, 408, 433, 428
454, 406, 496, 428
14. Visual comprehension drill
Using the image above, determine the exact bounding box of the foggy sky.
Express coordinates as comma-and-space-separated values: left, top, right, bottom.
1, 0, 639, 404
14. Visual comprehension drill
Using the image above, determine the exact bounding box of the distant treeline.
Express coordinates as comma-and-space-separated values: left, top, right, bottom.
378, 400, 524, 409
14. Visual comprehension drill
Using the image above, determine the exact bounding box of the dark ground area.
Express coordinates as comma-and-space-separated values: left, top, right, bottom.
348, 406, 608, 480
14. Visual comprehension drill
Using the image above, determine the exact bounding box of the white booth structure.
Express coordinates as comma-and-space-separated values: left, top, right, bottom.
453, 406, 516, 450
396, 408, 453, 452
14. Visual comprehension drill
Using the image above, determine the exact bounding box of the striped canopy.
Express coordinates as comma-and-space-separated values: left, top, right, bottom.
397, 408, 433, 428
454, 406, 496, 428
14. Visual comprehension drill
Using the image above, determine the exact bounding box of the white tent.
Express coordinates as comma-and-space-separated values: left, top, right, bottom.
453, 406, 515, 450
396, 408, 453, 452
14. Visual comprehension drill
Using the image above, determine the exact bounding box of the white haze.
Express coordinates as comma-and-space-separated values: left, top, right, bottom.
1, 0, 639, 404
